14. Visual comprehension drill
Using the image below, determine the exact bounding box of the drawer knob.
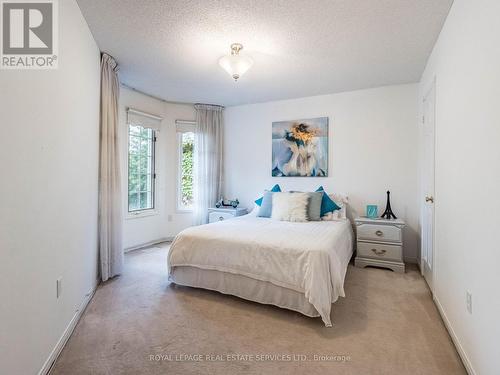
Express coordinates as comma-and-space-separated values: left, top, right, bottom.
371, 248, 386, 256
219, 216, 224, 221
375, 230, 383, 237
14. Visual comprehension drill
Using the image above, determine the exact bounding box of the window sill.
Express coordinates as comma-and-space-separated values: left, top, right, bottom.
126, 210, 159, 220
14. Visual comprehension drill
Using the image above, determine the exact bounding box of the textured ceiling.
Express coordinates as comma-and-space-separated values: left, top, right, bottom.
77, 0, 452, 106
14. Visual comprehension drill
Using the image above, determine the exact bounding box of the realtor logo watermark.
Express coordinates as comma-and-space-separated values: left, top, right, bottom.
1, 0, 58, 69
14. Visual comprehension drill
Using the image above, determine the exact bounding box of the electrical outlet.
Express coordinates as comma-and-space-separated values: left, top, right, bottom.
466, 291, 472, 314
56, 278, 62, 299
168, 215, 173, 222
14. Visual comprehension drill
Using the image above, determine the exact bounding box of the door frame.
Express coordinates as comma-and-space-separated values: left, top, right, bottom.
420, 76, 436, 292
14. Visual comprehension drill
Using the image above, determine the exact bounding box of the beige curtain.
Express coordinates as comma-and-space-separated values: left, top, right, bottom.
98, 53, 123, 281
194, 104, 224, 225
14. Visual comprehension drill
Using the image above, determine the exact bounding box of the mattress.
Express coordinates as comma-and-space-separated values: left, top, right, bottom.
168, 215, 354, 326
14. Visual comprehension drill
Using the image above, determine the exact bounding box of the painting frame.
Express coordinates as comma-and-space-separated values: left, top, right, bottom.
271, 117, 329, 177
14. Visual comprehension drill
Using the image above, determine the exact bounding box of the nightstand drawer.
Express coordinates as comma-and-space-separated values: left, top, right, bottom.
357, 223, 401, 243
209, 211, 234, 223
357, 242, 403, 262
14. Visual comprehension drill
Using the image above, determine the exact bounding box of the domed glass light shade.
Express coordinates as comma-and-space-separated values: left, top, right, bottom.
218, 43, 253, 81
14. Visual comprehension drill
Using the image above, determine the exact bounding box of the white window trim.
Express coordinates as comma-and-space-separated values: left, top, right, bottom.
126, 208, 159, 220
176, 120, 196, 213
126, 113, 161, 219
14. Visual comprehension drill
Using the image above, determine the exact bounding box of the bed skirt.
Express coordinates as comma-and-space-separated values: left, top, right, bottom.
170, 266, 321, 318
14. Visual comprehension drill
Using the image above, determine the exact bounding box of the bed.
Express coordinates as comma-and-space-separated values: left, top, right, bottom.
167, 213, 354, 327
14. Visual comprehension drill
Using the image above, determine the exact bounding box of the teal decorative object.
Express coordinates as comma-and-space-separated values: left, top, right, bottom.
255, 184, 281, 206
315, 186, 341, 216
366, 205, 378, 219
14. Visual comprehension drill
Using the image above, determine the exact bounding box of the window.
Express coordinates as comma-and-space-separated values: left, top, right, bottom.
128, 124, 156, 212
177, 122, 195, 211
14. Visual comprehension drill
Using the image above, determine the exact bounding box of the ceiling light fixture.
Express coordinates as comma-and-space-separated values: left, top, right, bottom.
218, 43, 253, 81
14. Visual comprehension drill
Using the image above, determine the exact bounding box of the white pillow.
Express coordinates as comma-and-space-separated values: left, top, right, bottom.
322, 194, 348, 220
330, 193, 348, 205
271, 193, 309, 222
247, 203, 260, 216
321, 210, 343, 221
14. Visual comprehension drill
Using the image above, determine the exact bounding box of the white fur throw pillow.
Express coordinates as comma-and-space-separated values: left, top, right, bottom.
271, 192, 309, 222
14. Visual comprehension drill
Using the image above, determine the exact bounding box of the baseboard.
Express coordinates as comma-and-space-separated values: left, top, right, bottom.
124, 237, 173, 253
39, 284, 98, 375
433, 296, 476, 375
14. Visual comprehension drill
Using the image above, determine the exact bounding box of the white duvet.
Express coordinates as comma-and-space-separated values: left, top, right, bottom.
167, 215, 354, 327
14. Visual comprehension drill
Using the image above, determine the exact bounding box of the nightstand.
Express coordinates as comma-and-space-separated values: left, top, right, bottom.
208, 207, 248, 223
354, 217, 405, 273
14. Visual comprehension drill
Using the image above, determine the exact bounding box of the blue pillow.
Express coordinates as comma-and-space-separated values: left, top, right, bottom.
315, 186, 341, 216
255, 184, 281, 206
257, 191, 275, 217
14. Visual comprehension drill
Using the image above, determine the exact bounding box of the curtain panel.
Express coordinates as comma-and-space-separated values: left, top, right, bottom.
98, 53, 123, 281
194, 104, 224, 225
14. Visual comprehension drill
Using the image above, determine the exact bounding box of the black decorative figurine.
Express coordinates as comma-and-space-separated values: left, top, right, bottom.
381, 191, 397, 219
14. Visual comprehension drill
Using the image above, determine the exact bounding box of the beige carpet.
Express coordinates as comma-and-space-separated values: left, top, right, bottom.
51, 244, 465, 375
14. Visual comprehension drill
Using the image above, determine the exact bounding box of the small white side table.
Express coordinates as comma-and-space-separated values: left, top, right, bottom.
208, 207, 248, 223
354, 217, 405, 273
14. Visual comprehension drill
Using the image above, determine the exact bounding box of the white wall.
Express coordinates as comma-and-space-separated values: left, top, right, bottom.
0, 1, 100, 374
119, 87, 195, 249
419, 1, 500, 374
224, 84, 419, 261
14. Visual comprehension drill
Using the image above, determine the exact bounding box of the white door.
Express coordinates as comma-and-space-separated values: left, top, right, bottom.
421, 81, 436, 291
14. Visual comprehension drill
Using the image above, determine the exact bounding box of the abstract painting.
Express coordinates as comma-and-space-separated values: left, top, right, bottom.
272, 117, 328, 177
